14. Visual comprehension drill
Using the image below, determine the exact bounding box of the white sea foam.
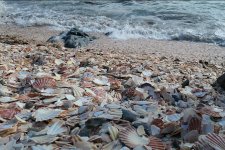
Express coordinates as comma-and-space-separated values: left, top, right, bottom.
0, 0, 6, 16
1, 0, 225, 46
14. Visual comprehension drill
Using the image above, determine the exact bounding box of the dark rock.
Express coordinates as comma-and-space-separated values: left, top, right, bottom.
214, 73, 225, 90
181, 79, 189, 88
122, 109, 137, 122
78, 126, 91, 137
31, 54, 45, 66
47, 28, 95, 48
24, 102, 34, 109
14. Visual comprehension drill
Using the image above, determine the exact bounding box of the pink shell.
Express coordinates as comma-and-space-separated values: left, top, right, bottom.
31, 77, 56, 92
148, 136, 166, 150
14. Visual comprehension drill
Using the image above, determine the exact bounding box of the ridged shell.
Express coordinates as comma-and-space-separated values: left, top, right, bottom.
148, 136, 166, 150
119, 127, 149, 148
151, 118, 164, 129
30, 135, 58, 144
108, 126, 119, 141
204, 133, 225, 150
31, 77, 56, 92
193, 134, 223, 150
47, 121, 67, 135
188, 117, 201, 133
33, 109, 63, 121
71, 135, 97, 150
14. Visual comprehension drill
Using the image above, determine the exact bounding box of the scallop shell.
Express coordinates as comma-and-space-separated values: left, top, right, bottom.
47, 121, 67, 135
148, 136, 166, 150
31, 77, 56, 92
188, 117, 201, 133
151, 118, 164, 129
119, 127, 149, 148
204, 133, 225, 150
71, 135, 97, 150
30, 135, 58, 144
33, 108, 63, 121
108, 126, 119, 141
194, 134, 225, 150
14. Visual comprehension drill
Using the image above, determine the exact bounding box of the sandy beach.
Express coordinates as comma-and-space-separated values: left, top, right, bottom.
1, 25, 225, 149
1, 25, 225, 65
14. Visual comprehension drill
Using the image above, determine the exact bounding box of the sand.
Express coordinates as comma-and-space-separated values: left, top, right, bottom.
1, 24, 225, 64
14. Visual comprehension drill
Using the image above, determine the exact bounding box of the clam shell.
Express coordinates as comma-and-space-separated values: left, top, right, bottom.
148, 136, 166, 150
108, 126, 119, 141
31, 77, 56, 92
119, 127, 149, 148
188, 117, 201, 133
33, 108, 63, 121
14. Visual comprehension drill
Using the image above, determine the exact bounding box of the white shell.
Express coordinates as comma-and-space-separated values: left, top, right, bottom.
0, 97, 17, 103
165, 113, 182, 122
30, 135, 58, 144
31, 145, 53, 150
108, 126, 119, 141
47, 121, 67, 135
33, 109, 63, 121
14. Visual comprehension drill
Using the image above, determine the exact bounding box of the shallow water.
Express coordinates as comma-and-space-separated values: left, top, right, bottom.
1, 0, 225, 46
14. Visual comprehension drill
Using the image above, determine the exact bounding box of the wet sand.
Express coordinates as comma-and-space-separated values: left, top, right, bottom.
1, 25, 225, 64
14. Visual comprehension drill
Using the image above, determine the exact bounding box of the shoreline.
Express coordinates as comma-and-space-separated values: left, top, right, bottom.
1, 25, 225, 64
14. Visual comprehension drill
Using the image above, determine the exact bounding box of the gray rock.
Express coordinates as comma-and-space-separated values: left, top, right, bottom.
214, 73, 225, 90
47, 28, 95, 48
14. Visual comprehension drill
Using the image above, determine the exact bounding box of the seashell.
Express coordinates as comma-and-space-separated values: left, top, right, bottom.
0, 121, 18, 137
151, 125, 161, 136
106, 103, 121, 109
142, 70, 152, 77
55, 59, 64, 65
119, 126, 149, 148
30, 135, 58, 144
0, 109, 20, 119
71, 135, 97, 150
188, 117, 201, 133
184, 130, 199, 143
199, 107, 221, 118
122, 109, 137, 122
70, 85, 84, 98
102, 140, 122, 150
0, 97, 17, 103
65, 94, 76, 101
137, 125, 146, 136
108, 109, 123, 118
148, 136, 166, 150
203, 133, 225, 150
194, 133, 225, 150
31, 77, 56, 92
0, 84, 11, 96
33, 108, 63, 121
165, 113, 182, 122
151, 118, 164, 129
108, 126, 119, 141
47, 121, 67, 135
93, 77, 110, 86
31, 145, 54, 150
161, 123, 177, 134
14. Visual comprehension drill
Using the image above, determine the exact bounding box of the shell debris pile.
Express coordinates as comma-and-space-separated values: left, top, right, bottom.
1, 41, 225, 150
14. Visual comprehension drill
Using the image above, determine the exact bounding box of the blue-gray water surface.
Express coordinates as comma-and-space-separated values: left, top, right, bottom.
0, 0, 225, 46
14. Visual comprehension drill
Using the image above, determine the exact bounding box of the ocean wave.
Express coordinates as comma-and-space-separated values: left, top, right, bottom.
1, 0, 225, 46
0, 0, 6, 16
